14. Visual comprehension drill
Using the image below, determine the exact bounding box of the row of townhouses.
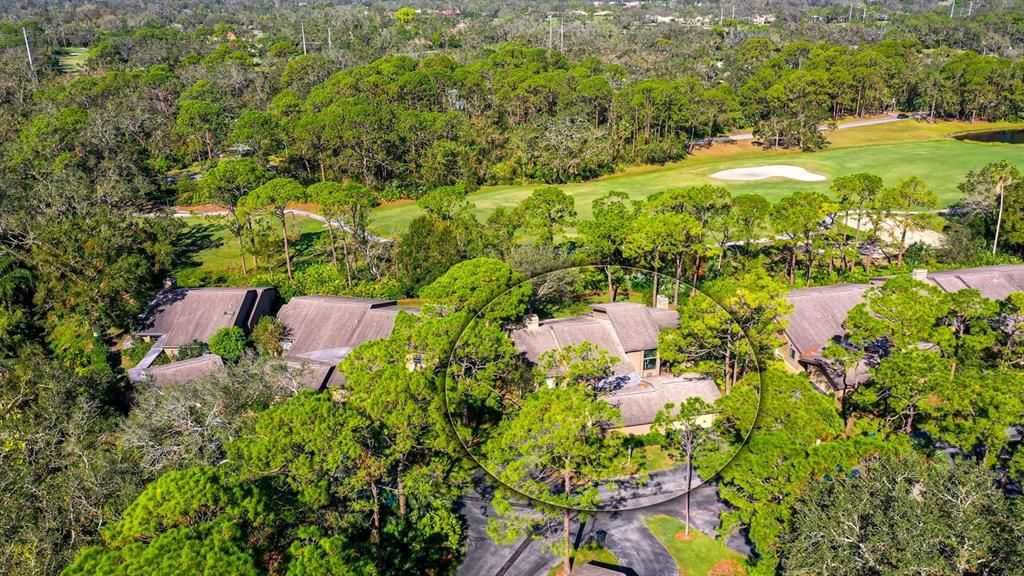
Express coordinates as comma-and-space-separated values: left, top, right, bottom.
128, 264, 1024, 433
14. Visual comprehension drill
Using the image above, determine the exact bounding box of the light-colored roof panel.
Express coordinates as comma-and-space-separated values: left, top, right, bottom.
277, 296, 398, 357
604, 375, 721, 428
145, 354, 224, 386
590, 302, 663, 351
784, 284, 869, 357
927, 265, 1024, 300
548, 315, 634, 375
282, 359, 336, 391
139, 288, 259, 348
648, 307, 681, 330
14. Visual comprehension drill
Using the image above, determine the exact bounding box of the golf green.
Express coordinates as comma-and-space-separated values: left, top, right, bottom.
371, 121, 1024, 236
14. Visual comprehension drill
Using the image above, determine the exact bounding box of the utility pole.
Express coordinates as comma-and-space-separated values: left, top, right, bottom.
559, 18, 564, 51
731, 5, 735, 20
301, 22, 307, 54
719, 4, 724, 25
967, 0, 973, 16
22, 28, 37, 87
950, 0, 956, 18
862, 3, 867, 20
327, 26, 332, 49
848, 4, 854, 22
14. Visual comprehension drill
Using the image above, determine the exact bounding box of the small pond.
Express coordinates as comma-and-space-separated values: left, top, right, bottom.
954, 128, 1024, 144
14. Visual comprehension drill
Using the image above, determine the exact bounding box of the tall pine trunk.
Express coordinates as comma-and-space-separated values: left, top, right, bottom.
562, 473, 572, 575
279, 210, 293, 280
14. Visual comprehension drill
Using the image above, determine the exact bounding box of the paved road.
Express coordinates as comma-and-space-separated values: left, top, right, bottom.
459, 474, 753, 576
722, 113, 912, 142
457, 492, 561, 576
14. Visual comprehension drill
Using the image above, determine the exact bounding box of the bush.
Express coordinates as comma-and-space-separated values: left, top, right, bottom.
250, 317, 285, 357
176, 340, 208, 360
208, 326, 247, 363
121, 338, 155, 368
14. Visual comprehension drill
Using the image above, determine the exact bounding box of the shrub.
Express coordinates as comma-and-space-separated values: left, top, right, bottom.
250, 317, 285, 357
176, 340, 208, 360
208, 326, 247, 363
122, 338, 155, 367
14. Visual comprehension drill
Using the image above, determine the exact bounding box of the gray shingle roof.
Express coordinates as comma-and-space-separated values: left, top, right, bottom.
784, 284, 869, 358
785, 265, 1024, 362
924, 264, 1024, 300
277, 296, 402, 361
591, 302, 677, 351
143, 354, 224, 386
511, 303, 678, 378
511, 315, 635, 377
604, 374, 721, 428
282, 359, 338, 391
138, 287, 273, 348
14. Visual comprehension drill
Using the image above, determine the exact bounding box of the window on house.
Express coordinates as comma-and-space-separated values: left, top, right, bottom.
789, 348, 797, 359
642, 348, 658, 371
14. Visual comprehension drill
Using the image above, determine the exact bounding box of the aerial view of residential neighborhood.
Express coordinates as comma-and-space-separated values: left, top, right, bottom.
3, 1, 1024, 575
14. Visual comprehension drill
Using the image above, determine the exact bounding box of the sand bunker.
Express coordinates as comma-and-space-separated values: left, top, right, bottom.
710, 165, 827, 182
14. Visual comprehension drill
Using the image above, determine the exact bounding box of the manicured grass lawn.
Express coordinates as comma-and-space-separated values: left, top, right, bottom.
56, 47, 89, 73
172, 214, 327, 283
645, 515, 747, 576
547, 542, 618, 576
371, 120, 1024, 236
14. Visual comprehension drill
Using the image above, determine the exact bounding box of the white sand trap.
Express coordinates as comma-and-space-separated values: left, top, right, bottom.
710, 165, 827, 182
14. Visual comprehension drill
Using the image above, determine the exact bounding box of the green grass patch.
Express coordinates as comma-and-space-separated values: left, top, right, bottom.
56, 46, 88, 73
632, 445, 676, 473
645, 515, 746, 576
371, 120, 1024, 236
172, 214, 327, 284
547, 542, 617, 576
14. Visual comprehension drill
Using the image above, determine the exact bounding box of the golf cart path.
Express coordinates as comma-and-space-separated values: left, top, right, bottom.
171, 207, 391, 243
723, 113, 911, 141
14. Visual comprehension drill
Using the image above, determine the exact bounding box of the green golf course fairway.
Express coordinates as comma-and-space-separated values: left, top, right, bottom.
371, 120, 1024, 236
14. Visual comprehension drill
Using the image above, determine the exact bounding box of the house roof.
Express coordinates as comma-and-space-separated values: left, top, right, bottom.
784, 284, 869, 358
785, 264, 1024, 361
277, 296, 404, 363
590, 302, 678, 351
511, 303, 678, 378
137, 287, 270, 348
143, 354, 224, 386
923, 264, 1024, 300
512, 315, 635, 377
785, 265, 1024, 392
603, 374, 721, 428
281, 359, 341, 391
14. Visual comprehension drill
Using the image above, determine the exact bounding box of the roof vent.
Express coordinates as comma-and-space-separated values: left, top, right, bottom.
525, 314, 540, 331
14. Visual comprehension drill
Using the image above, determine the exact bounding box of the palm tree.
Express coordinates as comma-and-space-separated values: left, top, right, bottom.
990, 161, 1017, 255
